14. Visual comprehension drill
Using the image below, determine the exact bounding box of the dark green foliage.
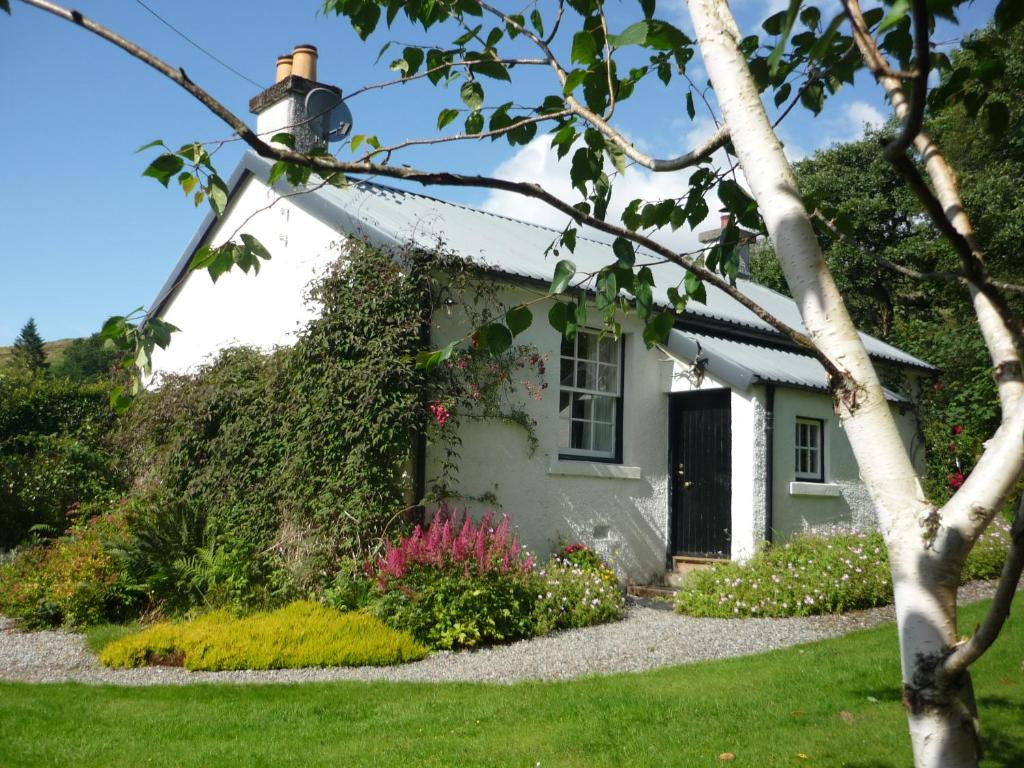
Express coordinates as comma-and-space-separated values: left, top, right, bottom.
368, 569, 538, 650
116, 241, 430, 604
107, 494, 212, 613
11, 318, 48, 374
50, 334, 117, 382
0, 373, 125, 548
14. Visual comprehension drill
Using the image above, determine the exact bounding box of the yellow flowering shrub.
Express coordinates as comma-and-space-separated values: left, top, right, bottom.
99, 601, 426, 670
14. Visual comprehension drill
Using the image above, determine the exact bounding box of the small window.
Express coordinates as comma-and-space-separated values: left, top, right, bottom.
795, 417, 825, 482
558, 330, 622, 461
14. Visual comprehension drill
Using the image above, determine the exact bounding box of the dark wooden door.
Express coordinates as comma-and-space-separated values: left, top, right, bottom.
669, 390, 732, 558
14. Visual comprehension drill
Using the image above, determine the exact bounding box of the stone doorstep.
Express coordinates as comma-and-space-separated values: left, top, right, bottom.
626, 584, 678, 599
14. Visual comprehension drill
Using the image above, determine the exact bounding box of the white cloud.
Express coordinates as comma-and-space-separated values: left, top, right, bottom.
477, 123, 735, 256
845, 101, 886, 134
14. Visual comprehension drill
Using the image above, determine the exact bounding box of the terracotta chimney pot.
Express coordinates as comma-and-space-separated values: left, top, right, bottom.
275, 55, 293, 83
291, 44, 318, 80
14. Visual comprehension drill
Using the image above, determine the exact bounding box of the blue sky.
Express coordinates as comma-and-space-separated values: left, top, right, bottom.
0, 0, 999, 345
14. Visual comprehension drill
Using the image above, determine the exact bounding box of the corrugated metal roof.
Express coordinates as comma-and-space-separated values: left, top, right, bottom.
155, 153, 934, 374
662, 329, 910, 402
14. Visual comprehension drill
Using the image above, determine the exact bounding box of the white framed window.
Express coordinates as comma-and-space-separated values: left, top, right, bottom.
795, 417, 825, 482
558, 329, 622, 461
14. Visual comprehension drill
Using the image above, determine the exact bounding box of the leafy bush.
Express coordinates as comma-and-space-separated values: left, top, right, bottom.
0, 509, 137, 628
676, 526, 1013, 619
534, 545, 625, 635
364, 510, 539, 649
676, 532, 893, 618
99, 601, 426, 670
962, 515, 1014, 582
0, 373, 125, 548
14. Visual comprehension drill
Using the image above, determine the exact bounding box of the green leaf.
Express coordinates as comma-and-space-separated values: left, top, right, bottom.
529, 9, 544, 36
563, 69, 587, 95
465, 110, 484, 134
109, 385, 133, 414
207, 175, 230, 217
403, 46, 424, 77
666, 286, 688, 313
562, 228, 578, 253
505, 305, 533, 337
767, 0, 801, 76
684, 270, 707, 304
416, 341, 457, 371
135, 139, 166, 154
608, 21, 648, 48
878, 0, 910, 34
612, 237, 635, 268
686, 92, 696, 120
550, 259, 576, 294
642, 312, 675, 348
271, 132, 296, 149
483, 323, 513, 354
437, 108, 458, 130
571, 31, 599, 65
460, 80, 484, 110
268, 160, 287, 186
808, 14, 845, 61
548, 301, 569, 333
142, 153, 184, 187
240, 233, 272, 262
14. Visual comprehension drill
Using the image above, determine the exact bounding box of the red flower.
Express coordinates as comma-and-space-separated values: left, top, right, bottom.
952, 424, 963, 436
429, 402, 449, 426
948, 472, 966, 490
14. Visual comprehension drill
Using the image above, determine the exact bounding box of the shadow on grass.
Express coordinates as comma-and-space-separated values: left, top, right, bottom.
979, 696, 1024, 768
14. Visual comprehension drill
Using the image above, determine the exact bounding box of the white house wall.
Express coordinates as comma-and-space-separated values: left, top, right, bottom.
427, 287, 672, 584
769, 387, 922, 539
151, 177, 344, 377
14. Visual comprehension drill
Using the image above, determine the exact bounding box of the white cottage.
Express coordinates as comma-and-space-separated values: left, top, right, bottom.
150, 48, 932, 584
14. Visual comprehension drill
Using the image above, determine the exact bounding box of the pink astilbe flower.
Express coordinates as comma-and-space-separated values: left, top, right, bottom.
373, 505, 532, 587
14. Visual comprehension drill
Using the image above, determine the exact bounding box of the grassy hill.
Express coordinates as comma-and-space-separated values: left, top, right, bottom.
0, 338, 77, 370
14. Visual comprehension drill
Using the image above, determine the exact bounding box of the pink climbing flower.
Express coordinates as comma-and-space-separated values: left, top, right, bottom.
430, 402, 449, 426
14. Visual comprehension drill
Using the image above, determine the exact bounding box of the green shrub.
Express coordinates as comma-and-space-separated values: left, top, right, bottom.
675, 525, 1013, 619
0, 509, 138, 628
962, 515, 1014, 581
369, 569, 538, 650
534, 547, 625, 635
675, 532, 893, 618
0, 373, 125, 548
99, 601, 426, 670
364, 511, 539, 649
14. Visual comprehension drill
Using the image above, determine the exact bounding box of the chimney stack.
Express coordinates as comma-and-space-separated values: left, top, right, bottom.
250, 44, 339, 154
275, 55, 293, 83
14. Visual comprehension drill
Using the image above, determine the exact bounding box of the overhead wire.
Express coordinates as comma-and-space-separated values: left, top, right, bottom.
132, 0, 265, 90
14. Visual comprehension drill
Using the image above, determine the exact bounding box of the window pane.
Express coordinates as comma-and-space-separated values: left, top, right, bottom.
571, 420, 590, 450
572, 392, 594, 421
597, 364, 617, 393
593, 395, 614, 423
598, 335, 616, 363
560, 357, 574, 387
594, 422, 613, 452
576, 361, 597, 390
559, 392, 572, 419
808, 425, 818, 449
561, 335, 575, 357
577, 332, 597, 361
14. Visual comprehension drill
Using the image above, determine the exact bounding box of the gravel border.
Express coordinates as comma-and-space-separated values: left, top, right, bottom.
0, 579, 1007, 686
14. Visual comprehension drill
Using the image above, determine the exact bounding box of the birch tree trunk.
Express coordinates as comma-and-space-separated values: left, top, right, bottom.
686, 1, 991, 764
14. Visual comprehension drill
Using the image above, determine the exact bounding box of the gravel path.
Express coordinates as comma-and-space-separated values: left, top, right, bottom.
0, 580, 1006, 686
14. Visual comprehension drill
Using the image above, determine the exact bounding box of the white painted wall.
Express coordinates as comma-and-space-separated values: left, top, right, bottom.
428, 288, 673, 584
769, 387, 922, 539
151, 177, 343, 378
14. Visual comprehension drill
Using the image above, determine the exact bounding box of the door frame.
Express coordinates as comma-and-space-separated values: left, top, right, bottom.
668, 389, 733, 561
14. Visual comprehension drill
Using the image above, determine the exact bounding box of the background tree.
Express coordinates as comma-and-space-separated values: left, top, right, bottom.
7, 0, 1024, 765
50, 334, 118, 382
11, 317, 49, 375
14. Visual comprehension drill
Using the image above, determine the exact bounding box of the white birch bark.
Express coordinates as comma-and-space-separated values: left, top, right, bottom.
685, 1, 1002, 765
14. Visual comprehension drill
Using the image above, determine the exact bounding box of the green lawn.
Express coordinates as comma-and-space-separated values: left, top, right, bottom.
1, 600, 1021, 767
